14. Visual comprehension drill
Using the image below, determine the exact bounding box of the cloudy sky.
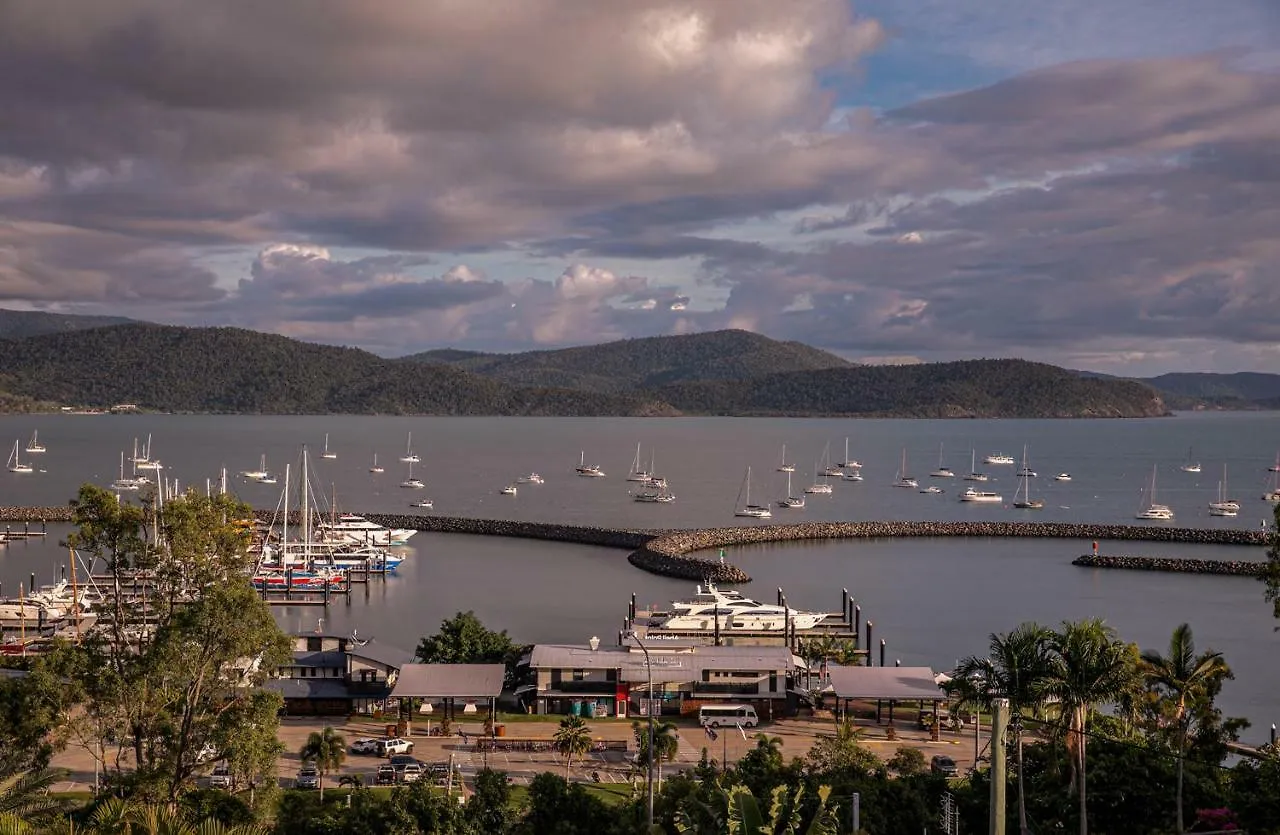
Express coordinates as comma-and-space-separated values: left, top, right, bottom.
1, 1, 1278, 374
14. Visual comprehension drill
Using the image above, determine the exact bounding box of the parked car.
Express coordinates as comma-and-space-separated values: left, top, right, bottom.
209, 764, 233, 789
930, 755, 959, 777
349, 737, 381, 755
295, 764, 320, 789
377, 737, 415, 757
389, 754, 420, 771
375, 764, 398, 785
400, 763, 425, 783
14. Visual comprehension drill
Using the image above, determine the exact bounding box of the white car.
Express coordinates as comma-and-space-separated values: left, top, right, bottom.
349, 737, 381, 755
399, 763, 425, 783
377, 738, 415, 757
209, 764, 233, 789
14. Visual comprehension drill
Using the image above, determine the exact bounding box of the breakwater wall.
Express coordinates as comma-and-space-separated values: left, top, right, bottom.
1072, 554, 1267, 576
0, 507, 72, 522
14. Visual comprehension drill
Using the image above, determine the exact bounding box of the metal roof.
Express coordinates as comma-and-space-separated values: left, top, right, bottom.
347, 641, 413, 669
264, 679, 354, 700
530, 643, 797, 684
390, 664, 505, 699
288, 651, 346, 668
825, 666, 945, 701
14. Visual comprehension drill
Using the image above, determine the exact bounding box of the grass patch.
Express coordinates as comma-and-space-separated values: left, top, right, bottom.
508, 781, 634, 808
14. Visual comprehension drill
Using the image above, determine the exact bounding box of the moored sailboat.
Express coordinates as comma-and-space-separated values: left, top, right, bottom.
734, 467, 772, 518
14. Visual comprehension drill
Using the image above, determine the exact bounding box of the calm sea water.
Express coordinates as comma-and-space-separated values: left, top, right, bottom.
1, 412, 1277, 741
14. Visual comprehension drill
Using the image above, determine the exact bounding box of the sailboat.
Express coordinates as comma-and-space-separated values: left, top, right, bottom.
776, 445, 795, 473
804, 456, 833, 494
777, 471, 805, 508
1012, 445, 1044, 509
1208, 465, 1239, 517
369, 453, 384, 474
1179, 447, 1201, 474
627, 442, 653, 482
963, 450, 989, 482
893, 448, 917, 488
134, 433, 163, 471
7, 441, 32, 474
400, 432, 420, 463
820, 441, 842, 477
400, 459, 425, 489
575, 451, 606, 478
929, 443, 954, 478
241, 454, 272, 482
838, 437, 861, 470
1135, 465, 1174, 520
24, 431, 45, 454
1270, 453, 1280, 473
1262, 463, 1280, 503
734, 467, 772, 518
110, 451, 142, 491
321, 433, 337, 460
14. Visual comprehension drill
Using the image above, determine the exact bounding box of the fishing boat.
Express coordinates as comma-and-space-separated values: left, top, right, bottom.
6, 441, 32, 474
734, 467, 772, 518
320, 434, 337, 460
24, 431, 45, 454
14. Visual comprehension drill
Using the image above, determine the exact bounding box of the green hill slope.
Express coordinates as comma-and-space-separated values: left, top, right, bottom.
654, 359, 1168, 418
0, 308, 137, 340
402, 329, 852, 393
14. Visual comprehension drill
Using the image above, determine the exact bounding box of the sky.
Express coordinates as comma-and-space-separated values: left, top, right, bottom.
1, 1, 1278, 375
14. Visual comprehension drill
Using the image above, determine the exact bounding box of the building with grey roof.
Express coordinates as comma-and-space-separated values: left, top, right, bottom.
268, 631, 413, 716
520, 638, 802, 719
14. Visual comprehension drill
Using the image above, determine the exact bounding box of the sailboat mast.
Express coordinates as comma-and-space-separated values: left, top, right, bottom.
282, 463, 290, 567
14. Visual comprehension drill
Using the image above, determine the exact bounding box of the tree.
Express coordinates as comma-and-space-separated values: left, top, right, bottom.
1262, 501, 1280, 619
804, 718, 880, 777
653, 722, 680, 789
52, 486, 291, 801
952, 622, 1055, 835
0, 770, 64, 834
416, 611, 519, 665
888, 746, 927, 777
676, 783, 840, 835
299, 727, 346, 802
553, 714, 593, 780
466, 768, 513, 834
1043, 619, 1139, 835
0, 669, 65, 780
1140, 623, 1230, 835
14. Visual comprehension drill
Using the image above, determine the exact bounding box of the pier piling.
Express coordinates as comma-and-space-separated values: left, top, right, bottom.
865, 621, 873, 665
854, 605, 861, 648
880, 639, 886, 668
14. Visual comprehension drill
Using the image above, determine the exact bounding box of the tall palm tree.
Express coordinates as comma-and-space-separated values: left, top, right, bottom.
0, 769, 64, 834
952, 622, 1055, 835
553, 714, 593, 780
1043, 619, 1138, 835
1140, 623, 1228, 835
298, 726, 346, 803
653, 722, 680, 789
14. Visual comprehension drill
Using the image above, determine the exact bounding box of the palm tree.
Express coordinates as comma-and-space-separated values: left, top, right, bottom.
653, 722, 680, 789
1140, 623, 1228, 835
1043, 619, 1138, 835
298, 726, 346, 802
553, 714, 593, 780
0, 770, 64, 834
676, 783, 839, 834
952, 622, 1055, 835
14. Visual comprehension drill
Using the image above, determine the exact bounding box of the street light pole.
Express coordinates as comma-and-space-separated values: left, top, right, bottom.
630, 632, 656, 831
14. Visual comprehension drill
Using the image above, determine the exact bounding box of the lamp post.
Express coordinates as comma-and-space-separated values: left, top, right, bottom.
629, 632, 656, 831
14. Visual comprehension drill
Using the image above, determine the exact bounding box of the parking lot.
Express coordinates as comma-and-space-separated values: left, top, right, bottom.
46, 712, 987, 794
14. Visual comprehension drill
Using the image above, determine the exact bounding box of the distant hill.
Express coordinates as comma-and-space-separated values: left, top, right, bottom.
402, 329, 853, 393
652, 359, 1168, 418
0, 324, 667, 416
0, 308, 136, 340
1138, 372, 1280, 410
0, 323, 1170, 417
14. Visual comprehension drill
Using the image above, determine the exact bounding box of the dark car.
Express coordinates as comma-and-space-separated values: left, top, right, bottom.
930, 755, 959, 777
375, 764, 397, 785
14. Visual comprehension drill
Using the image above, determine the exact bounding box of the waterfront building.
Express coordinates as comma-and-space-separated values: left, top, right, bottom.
265, 631, 412, 716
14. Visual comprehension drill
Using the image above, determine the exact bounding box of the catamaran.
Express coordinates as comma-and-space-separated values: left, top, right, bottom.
1135, 465, 1174, 520
400, 459, 425, 489
734, 467, 772, 518
1208, 465, 1239, 517
400, 432, 420, 463
134, 434, 163, 471
320, 434, 337, 459
24, 431, 45, 454
626, 442, 653, 482
110, 451, 148, 491
930, 443, 955, 478
6, 441, 32, 474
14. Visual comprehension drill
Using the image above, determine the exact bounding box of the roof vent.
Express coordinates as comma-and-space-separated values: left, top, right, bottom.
589, 636, 600, 651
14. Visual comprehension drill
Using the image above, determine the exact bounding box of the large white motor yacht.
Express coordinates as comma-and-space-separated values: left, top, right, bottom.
984, 454, 1016, 466
959, 487, 1003, 503
316, 514, 416, 546
658, 583, 832, 631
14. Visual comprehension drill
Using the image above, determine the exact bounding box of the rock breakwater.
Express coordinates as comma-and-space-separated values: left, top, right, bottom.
1072, 554, 1266, 576
0, 507, 73, 522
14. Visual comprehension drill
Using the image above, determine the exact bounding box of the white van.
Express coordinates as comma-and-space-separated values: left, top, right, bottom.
698, 704, 759, 729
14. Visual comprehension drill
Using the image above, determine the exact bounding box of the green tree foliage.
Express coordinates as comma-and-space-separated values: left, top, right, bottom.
553, 715, 593, 779
465, 768, 513, 834
888, 746, 927, 777
0, 769, 65, 833
515, 772, 625, 835
1261, 501, 1280, 619
803, 719, 881, 777
42, 484, 292, 802
415, 611, 523, 684
298, 727, 346, 802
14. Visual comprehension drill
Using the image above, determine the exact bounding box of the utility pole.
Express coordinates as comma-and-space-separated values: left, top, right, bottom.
989, 698, 1009, 835
851, 791, 860, 834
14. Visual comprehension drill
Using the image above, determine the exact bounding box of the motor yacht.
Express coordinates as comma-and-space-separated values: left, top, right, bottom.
984, 454, 1016, 466
657, 583, 834, 632
409, 499, 434, 509
919, 485, 944, 494
1054, 473, 1072, 482
840, 470, 863, 482
400, 478, 425, 490
517, 473, 545, 484
316, 514, 416, 546
499, 485, 518, 496
634, 490, 675, 503
959, 487, 1003, 503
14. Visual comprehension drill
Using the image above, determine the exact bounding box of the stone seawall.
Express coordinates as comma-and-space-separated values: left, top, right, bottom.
0, 507, 73, 522
1072, 554, 1266, 576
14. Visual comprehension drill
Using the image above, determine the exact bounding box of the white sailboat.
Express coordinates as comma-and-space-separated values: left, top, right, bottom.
1262, 463, 1280, 503
132, 433, 152, 465
964, 450, 989, 482
804, 458, 833, 494
1135, 465, 1174, 520
929, 442, 954, 478
776, 444, 795, 473
134, 433, 163, 471
400, 432, 420, 463
369, 453, 384, 474
575, 451, 606, 478
1179, 447, 1201, 474
110, 451, 142, 491
893, 448, 917, 488
838, 437, 861, 470
321, 433, 337, 459
627, 442, 652, 482
7, 440, 32, 474
241, 454, 272, 482
1012, 445, 1044, 509
400, 459, 425, 489
777, 471, 805, 509
24, 431, 45, 454
820, 441, 842, 477
1208, 465, 1239, 517
734, 467, 772, 518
